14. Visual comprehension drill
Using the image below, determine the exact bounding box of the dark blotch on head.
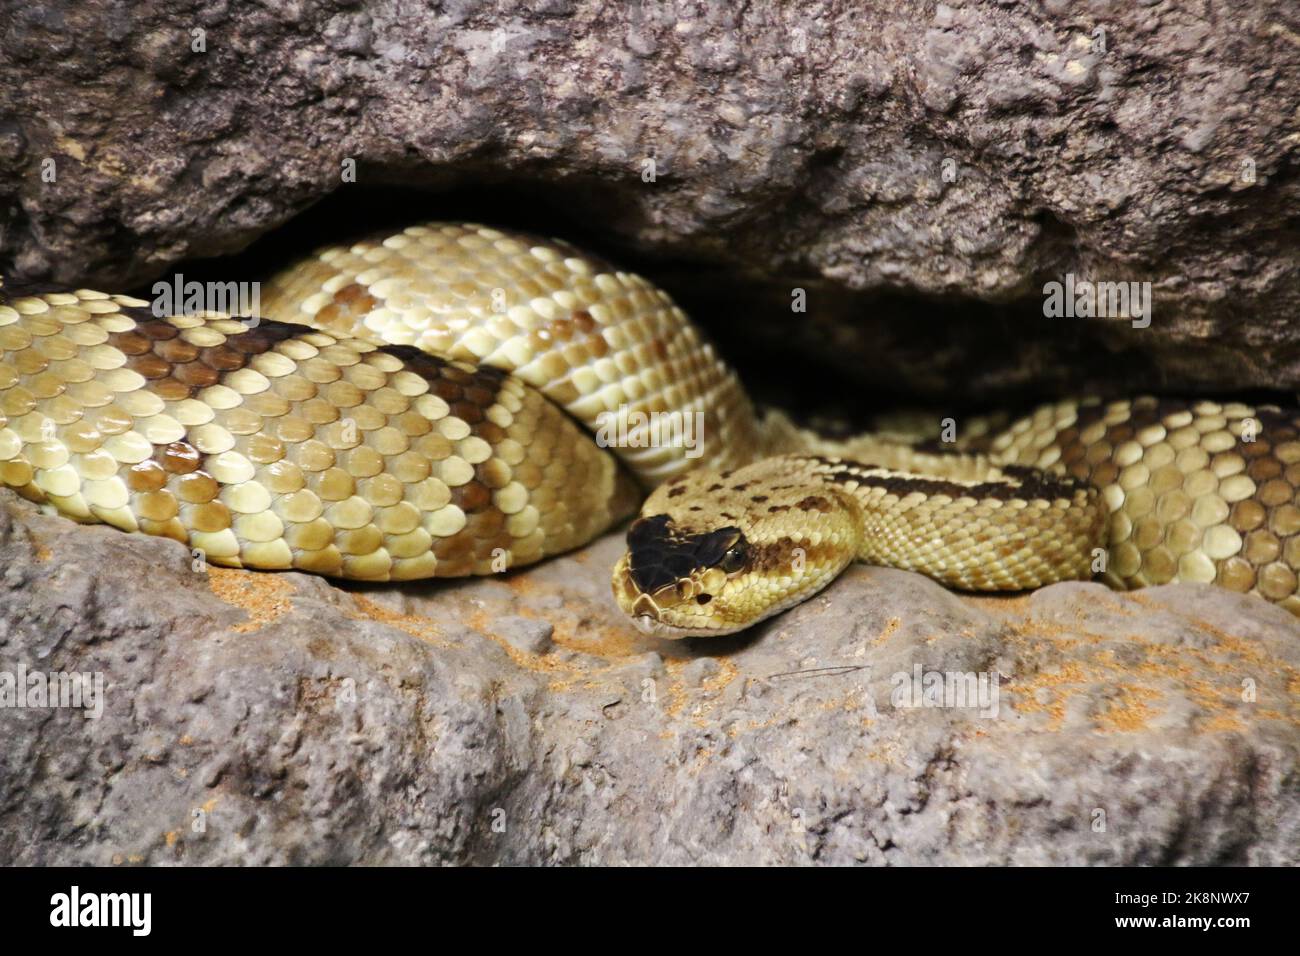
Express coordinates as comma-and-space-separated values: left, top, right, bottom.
626, 514, 748, 594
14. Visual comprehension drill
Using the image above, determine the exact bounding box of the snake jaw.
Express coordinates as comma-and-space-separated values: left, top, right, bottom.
611, 550, 745, 638
625, 593, 751, 640
627, 596, 703, 639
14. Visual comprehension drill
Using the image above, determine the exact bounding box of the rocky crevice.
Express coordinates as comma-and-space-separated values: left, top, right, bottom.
1, 0, 1297, 403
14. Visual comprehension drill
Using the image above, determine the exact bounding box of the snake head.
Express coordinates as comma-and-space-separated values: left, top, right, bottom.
611, 460, 859, 638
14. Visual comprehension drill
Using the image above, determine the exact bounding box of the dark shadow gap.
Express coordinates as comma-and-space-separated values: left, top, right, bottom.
158, 183, 1298, 431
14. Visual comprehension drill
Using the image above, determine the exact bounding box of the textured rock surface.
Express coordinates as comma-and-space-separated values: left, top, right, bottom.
3, 491, 1297, 865
2, 0, 1298, 401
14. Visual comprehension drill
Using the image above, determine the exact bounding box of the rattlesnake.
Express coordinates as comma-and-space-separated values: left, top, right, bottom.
1, 223, 1296, 637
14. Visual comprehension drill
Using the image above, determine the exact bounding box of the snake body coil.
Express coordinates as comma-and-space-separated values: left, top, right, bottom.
1, 223, 1297, 635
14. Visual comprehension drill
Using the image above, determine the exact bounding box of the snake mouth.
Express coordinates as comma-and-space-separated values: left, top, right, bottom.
630, 610, 690, 639
626, 593, 692, 639
630, 607, 745, 640
629, 594, 662, 632
613, 556, 744, 639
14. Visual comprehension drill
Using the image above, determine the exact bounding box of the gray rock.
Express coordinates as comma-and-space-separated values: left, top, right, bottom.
2, 490, 1296, 865
1, 1, 1298, 401
490, 615, 554, 656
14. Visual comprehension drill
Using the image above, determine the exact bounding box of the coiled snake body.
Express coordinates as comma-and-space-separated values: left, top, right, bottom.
2, 223, 1297, 636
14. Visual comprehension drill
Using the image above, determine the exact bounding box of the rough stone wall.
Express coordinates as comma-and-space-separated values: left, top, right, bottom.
1, 0, 1297, 399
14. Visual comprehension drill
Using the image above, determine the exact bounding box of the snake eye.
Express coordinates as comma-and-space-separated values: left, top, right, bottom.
719, 545, 746, 574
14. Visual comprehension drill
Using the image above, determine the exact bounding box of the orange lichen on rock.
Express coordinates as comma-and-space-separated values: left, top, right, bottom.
874, 616, 901, 646
1094, 684, 1163, 733
548, 613, 645, 661
207, 567, 296, 633
347, 593, 448, 648
660, 656, 740, 723
979, 591, 1300, 734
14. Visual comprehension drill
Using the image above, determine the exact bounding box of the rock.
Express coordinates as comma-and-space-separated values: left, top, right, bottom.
2, 1, 1298, 403
2, 490, 1297, 865
490, 615, 554, 656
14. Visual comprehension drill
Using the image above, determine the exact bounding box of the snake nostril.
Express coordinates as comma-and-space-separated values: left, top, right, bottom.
696, 594, 712, 605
